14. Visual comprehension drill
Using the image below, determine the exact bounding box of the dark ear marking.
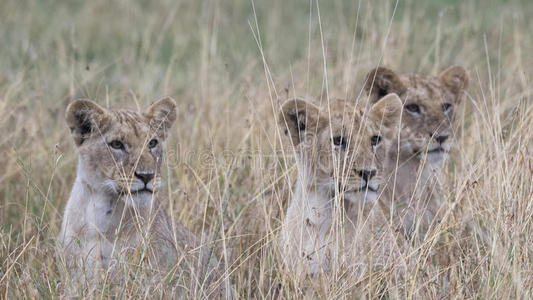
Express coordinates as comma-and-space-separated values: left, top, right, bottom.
288, 113, 306, 132
279, 98, 322, 146
73, 112, 92, 136
65, 99, 109, 146
286, 112, 307, 144
364, 67, 407, 103
376, 88, 389, 100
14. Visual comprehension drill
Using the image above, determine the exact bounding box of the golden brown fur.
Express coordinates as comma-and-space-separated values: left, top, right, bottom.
278, 94, 406, 277
56, 98, 230, 297
364, 66, 469, 241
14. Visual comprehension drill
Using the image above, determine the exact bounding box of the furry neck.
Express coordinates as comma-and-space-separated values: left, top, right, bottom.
383, 139, 444, 207
293, 156, 333, 206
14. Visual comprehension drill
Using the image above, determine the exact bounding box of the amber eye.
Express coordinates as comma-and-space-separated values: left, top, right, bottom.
109, 140, 125, 150
332, 136, 347, 150
441, 103, 452, 112
370, 135, 381, 147
148, 139, 158, 148
405, 103, 421, 114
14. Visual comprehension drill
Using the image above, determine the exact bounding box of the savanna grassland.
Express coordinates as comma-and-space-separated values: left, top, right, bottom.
1, 0, 533, 298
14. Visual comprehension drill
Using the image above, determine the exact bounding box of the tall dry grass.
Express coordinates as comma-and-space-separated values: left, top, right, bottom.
0, 0, 532, 298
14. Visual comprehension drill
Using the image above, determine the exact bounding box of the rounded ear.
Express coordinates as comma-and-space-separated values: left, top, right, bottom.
279, 98, 324, 146
369, 93, 402, 129
65, 99, 110, 146
143, 96, 177, 139
364, 67, 407, 103
439, 66, 468, 99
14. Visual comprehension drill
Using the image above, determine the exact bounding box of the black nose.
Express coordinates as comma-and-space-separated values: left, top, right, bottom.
429, 132, 449, 144
357, 169, 377, 181
435, 135, 449, 144
135, 171, 154, 184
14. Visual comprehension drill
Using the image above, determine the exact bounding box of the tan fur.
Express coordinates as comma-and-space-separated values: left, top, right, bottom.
364, 66, 469, 241
278, 94, 406, 277
57, 98, 229, 297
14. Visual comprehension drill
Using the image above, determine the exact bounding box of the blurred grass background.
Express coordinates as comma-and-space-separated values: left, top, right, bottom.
1, 0, 532, 298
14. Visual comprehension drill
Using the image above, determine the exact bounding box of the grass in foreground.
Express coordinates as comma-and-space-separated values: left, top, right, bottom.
1, 0, 532, 298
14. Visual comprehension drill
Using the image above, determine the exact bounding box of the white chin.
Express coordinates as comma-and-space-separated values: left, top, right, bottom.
344, 191, 378, 204
121, 192, 153, 208
425, 151, 447, 164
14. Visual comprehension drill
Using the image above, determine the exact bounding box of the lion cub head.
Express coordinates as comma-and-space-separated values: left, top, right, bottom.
65, 97, 176, 207
279, 94, 402, 203
364, 66, 468, 164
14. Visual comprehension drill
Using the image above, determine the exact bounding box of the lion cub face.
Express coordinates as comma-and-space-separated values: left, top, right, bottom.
65, 97, 176, 207
280, 94, 402, 203
365, 66, 468, 164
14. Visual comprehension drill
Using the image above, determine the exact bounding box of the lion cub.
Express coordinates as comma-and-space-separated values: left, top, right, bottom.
364, 66, 468, 241
278, 94, 405, 277
57, 97, 225, 296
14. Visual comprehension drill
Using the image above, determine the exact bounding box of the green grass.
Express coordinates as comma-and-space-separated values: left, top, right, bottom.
1, 0, 532, 298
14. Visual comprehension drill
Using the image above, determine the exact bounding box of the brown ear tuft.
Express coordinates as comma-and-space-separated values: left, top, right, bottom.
364, 67, 407, 103
279, 98, 323, 146
65, 99, 109, 146
439, 66, 468, 96
144, 96, 177, 139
